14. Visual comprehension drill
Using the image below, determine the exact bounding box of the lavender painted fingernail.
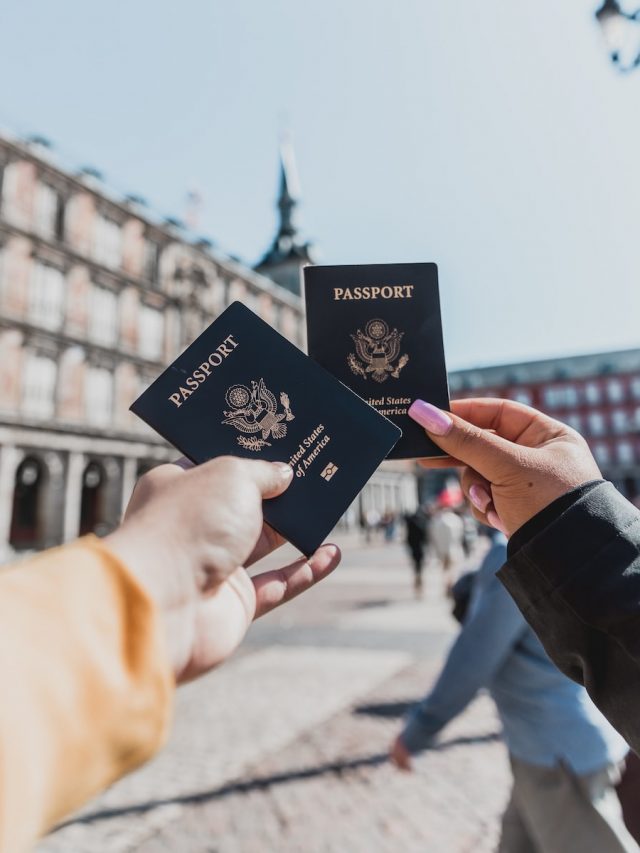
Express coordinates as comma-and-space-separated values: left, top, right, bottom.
469, 484, 491, 513
487, 510, 508, 536
408, 400, 453, 436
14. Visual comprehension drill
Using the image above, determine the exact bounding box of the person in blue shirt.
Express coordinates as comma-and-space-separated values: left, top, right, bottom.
390, 529, 636, 853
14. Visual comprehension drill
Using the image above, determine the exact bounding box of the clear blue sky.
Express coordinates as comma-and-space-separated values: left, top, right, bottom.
1, 0, 639, 370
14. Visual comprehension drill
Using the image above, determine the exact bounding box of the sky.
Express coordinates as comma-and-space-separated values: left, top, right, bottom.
0, 0, 639, 370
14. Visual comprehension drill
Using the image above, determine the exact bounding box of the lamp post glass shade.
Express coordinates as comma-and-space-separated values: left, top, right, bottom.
595, 0, 640, 69
596, 0, 622, 25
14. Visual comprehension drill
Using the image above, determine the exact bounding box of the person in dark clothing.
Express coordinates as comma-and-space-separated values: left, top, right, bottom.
407, 396, 640, 755
404, 507, 428, 595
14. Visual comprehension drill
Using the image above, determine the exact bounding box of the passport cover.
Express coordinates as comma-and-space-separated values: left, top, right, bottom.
304, 262, 450, 460
130, 302, 401, 556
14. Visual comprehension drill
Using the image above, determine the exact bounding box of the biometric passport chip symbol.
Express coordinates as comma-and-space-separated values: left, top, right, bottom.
348, 319, 409, 384
222, 378, 295, 451
321, 462, 338, 481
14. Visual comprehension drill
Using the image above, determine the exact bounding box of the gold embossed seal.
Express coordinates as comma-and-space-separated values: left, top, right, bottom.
347, 319, 409, 383
222, 378, 295, 451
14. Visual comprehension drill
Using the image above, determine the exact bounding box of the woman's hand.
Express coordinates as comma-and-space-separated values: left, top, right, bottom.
106, 457, 341, 683
409, 398, 601, 536
389, 735, 413, 771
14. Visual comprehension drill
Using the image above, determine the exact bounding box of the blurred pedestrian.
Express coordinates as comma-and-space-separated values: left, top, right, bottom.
429, 499, 464, 595
459, 505, 479, 556
381, 509, 397, 543
363, 507, 380, 543
390, 528, 636, 852
404, 505, 429, 596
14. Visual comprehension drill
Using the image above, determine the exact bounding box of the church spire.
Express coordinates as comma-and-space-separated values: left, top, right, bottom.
255, 135, 315, 296
276, 135, 301, 238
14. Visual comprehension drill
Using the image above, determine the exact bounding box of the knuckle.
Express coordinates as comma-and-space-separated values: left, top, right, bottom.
211, 455, 243, 476
135, 466, 163, 496
452, 424, 477, 456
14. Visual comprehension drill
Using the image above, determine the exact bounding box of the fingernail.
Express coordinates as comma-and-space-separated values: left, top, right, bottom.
487, 510, 508, 536
408, 400, 453, 436
275, 463, 294, 479
469, 484, 491, 513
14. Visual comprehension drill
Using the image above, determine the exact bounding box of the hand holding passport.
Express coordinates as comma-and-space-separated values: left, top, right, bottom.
131, 263, 450, 556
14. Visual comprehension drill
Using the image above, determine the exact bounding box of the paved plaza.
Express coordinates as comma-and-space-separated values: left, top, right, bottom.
39, 534, 510, 853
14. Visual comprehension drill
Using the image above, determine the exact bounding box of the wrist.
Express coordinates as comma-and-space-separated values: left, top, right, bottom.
104, 523, 193, 610
104, 526, 197, 679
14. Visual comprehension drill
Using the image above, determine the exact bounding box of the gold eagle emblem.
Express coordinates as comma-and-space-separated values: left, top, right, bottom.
348, 319, 409, 383
222, 379, 294, 451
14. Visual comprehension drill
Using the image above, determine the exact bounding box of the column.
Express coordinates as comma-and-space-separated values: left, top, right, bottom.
120, 456, 137, 519
0, 444, 24, 560
41, 451, 67, 548
62, 451, 85, 542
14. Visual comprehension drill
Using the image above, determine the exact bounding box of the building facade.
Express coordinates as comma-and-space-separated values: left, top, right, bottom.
0, 132, 416, 559
449, 348, 640, 499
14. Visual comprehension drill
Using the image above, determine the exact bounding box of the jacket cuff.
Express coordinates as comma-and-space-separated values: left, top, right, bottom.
400, 708, 442, 754
498, 481, 640, 632
507, 480, 604, 558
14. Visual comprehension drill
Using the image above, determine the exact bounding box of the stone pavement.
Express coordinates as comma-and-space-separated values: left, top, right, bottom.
39, 534, 510, 853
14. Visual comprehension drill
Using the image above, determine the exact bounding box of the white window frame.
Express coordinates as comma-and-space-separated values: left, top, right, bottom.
29, 262, 65, 330
139, 305, 164, 361
588, 412, 606, 436
94, 213, 122, 269
617, 441, 634, 464
585, 382, 601, 405
22, 353, 57, 419
607, 379, 625, 404
33, 182, 58, 240
89, 285, 118, 347
85, 365, 113, 426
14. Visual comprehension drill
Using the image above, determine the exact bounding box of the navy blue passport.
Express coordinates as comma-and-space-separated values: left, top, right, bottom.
130, 302, 400, 556
304, 262, 450, 460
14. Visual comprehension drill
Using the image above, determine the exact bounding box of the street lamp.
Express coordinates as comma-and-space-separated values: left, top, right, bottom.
595, 0, 640, 71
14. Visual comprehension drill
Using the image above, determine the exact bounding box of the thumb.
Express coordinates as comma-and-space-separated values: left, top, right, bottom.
236, 459, 294, 499
408, 400, 519, 482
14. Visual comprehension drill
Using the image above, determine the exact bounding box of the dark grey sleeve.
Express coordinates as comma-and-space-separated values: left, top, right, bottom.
498, 481, 640, 751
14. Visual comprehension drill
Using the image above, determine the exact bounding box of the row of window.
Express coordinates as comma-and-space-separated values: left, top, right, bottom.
592, 441, 638, 467
5, 171, 287, 313
543, 378, 640, 408
24, 260, 164, 360
459, 382, 640, 424
564, 408, 640, 437
1, 164, 162, 280
22, 352, 116, 426
472, 378, 640, 411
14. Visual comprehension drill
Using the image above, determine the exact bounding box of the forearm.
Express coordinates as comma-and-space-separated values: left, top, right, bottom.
0, 536, 173, 851
498, 481, 640, 749
402, 592, 519, 752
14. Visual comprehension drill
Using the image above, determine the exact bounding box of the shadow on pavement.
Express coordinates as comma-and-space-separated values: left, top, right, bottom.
351, 599, 392, 610
353, 699, 414, 718
52, 730, 501, 832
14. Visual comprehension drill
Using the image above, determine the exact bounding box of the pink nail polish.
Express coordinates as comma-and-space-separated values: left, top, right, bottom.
408, 400, 453, 436
487, 510, 508, 536
469, 484, 491, 513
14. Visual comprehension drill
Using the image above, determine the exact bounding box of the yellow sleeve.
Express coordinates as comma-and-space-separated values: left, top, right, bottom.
0, 535, 174, 852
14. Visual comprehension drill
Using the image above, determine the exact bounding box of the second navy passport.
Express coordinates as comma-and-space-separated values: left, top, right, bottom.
130, 302, 400, 557
304, 262, 450, 460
